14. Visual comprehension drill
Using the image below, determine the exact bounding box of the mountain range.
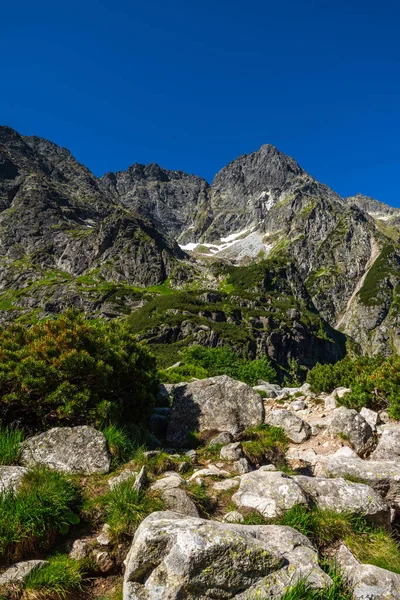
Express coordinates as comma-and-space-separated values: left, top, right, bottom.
1, 125, 399, 373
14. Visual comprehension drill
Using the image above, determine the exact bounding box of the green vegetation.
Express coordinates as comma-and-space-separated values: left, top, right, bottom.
23, 554, 86, 599
101, 478, 163, 539
0, 467, 81, 562
359, 244, 400, 306
241, 424, 288, 466
159, 345, 277, 386
0, 309, 158, 431
307, 354, 400, 418
187, 482, 217, 516
279, 566, 352, 600
0, 425, 24, 465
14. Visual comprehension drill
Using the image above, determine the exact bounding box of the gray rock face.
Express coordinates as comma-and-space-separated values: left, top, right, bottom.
293, 475, 389, 526
123, 511, 332, 599
371, 424, 400, 460
166, 375, 264, 447
20, 426, 110, 474
327, 407, 374, 456
314, 455, 400, 507
209, 431, 233, 446
265, 409, 311, 443
232, 470, 308, 518
0, 560, 48, 586
337, 543, 400, 600
0, 466, 28, 494
220, 442, 244, 461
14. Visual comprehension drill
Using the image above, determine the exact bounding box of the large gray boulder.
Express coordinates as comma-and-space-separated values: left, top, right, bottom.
0, 466, 28, 494
232, 470, 308, 518
337, 543, 400, 600
20, 426, 111, 474
166, 375, 264, 447
265, 409, 311, 443
314, 455, 400, 507
123, 511, 332, 599
294, 475, 390, 526
371, 424, 400, 460
327, 407, 374, 456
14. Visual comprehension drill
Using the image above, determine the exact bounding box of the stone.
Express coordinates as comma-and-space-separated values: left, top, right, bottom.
123, 511, 332, 599
94, 551, 114, 574
223, 510, 244, 523
161, 488, 200, 517
185, 449, 197, 461
290, 399, 307, 411
69, 538, 92, 560
265, 409, 311, 443
0, 466, 28, 494
166, 375, 264, 447
108, 469, 137, 490
337, 543, 400, 599
220, 442, 243, 461
208, 431, 233, 446
0, 560, 48, 586
211, 478, 240, 492
188, 465, 230, 481
314, 455, 400, 507
324, 394, 338, 410
371, 424, 400, 460
150, 473, 185, 492
360, 407, 380, 430
253, 382, 283, 398
332, 446, 359, 459
327, 407, 374, 456
379, 410, 390, 424
234, 457, 252, 474
20, 426, 110, 474
232, 470, 308, 518
286, 448, 318, 464
133, 466, 147, 493
294, 475, 390, 526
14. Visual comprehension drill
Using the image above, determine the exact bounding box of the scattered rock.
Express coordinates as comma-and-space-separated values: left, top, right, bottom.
69, 538, 92, 560
94, 551, 114, 574
332, 446, 359, 459
234, 457, 252, 474
253, 382, 282, 398
266, 409, 312, 443
360, 407, 380, 430
290, 399, 307, 411
209, 431, 233, 446
294, 475, 390, 526
188, 464, 230, 481
151, 472, 185, 492
232, 469, 308, 518
108, 469, 137, 490
0, 466, 28, 494
220, 442, 243, 461
162, 487, 200, 517
327, 407, 374, 456
223, 510, 244, 523
123, 511, 332, 599
20, 426, 111, 474
0, 560, 48, 586
133, 466, 147, 493
211, 478, 240, 492
379, 410, 390, 424
371, 424, 400, 460
166, 375, 264, 447
337, 543, 400, 600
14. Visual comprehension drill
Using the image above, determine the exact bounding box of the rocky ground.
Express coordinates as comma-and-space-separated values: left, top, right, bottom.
2, 376, 400, 599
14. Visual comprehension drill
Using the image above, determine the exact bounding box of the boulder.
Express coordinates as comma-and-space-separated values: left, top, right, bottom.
220, 442, 243, 461
289, 399, 307, 411
232, 470, 308, 518
123, 511, 332, 599
223, 510, 244, 523
162, 488, 200, 517
324, 387, 351, 411
20, 426, 110, 474
209, 431, 233, 446
327, 407, 374, 456
166, 375, 264, 447
337, 543, 400, 600
360, 407, 380, 430
234, 457, 252, 474
253, 382, 282, 398
294, 475, 390, 526
265, 409, 311, 443
0, 466, 28, 494
150, 472, 185, 492
0, 560, 48, 587
212, 478, 240, 492
314, 455, 400, 507
371, 424, 400, 460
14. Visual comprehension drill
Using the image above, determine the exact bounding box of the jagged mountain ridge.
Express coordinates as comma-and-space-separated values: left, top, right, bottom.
0, 124, 399, 362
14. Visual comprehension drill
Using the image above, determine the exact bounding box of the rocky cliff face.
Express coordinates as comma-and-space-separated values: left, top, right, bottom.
0, 125, 399, 363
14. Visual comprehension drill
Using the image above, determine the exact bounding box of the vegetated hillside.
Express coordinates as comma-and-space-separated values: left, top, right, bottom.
1, 125, 400, 368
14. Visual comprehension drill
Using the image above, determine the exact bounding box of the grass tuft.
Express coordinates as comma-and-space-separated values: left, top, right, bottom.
241, 424, 288, 465
22, 554, 85, 599
0, 426, 24, 465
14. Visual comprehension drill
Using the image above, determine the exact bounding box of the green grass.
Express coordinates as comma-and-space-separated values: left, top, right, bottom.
0, 467, 81, 562
101, 478, 164, 539
101, 424, 137, 467
130, 447, 191, 475
0, 426, 24, 465
22, 554, 85, 599
187, 482, 217, 517
241, 424, 288, 465
359, 244, 400, 306
278, 564, 352, 600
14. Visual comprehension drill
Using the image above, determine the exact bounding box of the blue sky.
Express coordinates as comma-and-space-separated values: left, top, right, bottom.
2, 0, 400, 205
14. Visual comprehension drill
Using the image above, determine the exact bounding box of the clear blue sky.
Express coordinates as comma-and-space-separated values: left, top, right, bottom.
2, 0, 400, 205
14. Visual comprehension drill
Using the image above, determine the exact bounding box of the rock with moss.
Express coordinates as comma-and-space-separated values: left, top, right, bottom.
166, 375, 264, 447
265, 409, 311, 443
232, 470, 308, 518
326, 407, 374, 456
371, 424, 400, 460
0, 560, 48, 587
20, 426, 111, 474
123, 511, 332, 599
0, 466, 28, 494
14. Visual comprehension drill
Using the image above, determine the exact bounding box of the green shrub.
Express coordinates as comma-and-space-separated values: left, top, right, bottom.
101, 425, 137, 467
0, 425, 24, 465
241, 424, 288, 465
23, 554, 85, 599
159, 364, 208, 383
0, 309, 158, 431
0, 467, 81, 562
